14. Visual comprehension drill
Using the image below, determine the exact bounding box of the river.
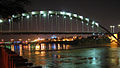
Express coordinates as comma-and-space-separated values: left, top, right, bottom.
3, 42, 120, 68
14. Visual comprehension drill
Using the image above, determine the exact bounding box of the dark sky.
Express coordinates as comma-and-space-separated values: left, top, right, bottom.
27, 0, 120, 30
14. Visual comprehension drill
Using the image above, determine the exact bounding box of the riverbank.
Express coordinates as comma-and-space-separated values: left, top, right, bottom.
71, 36, 111, 48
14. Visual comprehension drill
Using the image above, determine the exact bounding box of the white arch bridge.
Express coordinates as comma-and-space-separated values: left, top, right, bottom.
0, 10, 105, 34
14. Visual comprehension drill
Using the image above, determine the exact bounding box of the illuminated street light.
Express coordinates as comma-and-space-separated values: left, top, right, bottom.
60, 11, 66, 15
92, 21, 95, 25
95, 23, 99, 27
85, 18, 89, 22
118, 24, 120, 27
78, 16, 83, 20
31, 11, 37, 15
12, 15, 15, 18
26, 15, 30, 19
110, 25, 115, 33
66, 12, 72, 16
43, 14, 47, 17
22, 13, 27, 16
70, 17, 72, 20
40, 11, 45, 14
8, 19, 11, 22
48, 11, 53, 14
73, 14, 77, 17
64, 16, 66, 18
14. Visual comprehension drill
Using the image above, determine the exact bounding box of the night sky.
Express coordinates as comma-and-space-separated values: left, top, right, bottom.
27, 0, 120, 30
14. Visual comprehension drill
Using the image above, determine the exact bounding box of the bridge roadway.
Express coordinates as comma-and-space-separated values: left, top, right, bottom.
0, 32, 102, 35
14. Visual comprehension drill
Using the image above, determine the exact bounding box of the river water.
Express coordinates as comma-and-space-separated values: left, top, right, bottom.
4, 42, 120, 68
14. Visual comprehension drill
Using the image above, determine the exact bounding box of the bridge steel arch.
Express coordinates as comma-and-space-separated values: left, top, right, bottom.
0, 10, 101, 34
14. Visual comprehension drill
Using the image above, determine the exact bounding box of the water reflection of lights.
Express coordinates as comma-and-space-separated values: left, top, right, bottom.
11, 45, 14, 51
92, 57, 97, 64
63, 44, 66, 49
35, 44, 40, 50
58, 55, 61, 59
66, 45, 70, 49
110, 42, 118, 48
49, 44, 52, 50
52, 44, 56, 50
19, 44, 23, 56
35, 51, 40, 55
28, 44, 31, 51
58, 44, 61, 50
40, 51, 46, 56
41, 43, 46, 50
24, 45, 28, 49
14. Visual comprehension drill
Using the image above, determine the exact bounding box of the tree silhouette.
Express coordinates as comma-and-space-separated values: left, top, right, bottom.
0, 0, 30, 18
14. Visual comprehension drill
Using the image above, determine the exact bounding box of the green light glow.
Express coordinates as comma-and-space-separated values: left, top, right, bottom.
0, 19, 3, 23
73, 14, 77, 17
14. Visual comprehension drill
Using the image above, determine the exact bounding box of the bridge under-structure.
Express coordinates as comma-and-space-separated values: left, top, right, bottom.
0, 10, 108, 41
